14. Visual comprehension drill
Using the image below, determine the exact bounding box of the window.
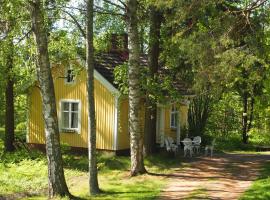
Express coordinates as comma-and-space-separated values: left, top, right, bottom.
170, 104, 179, 129
60, 100, 80, 133
65, 69, 75, 84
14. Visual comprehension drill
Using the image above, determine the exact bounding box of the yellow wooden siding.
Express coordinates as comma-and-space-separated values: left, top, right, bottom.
28, 63, 190, 150
94, 78, 115, 150
117, 98, 145, 150
179, 104, 188, 128
28, 65, 116, 150
164, 107, 176, 140
117, 98, 129, 149
28, 87, 45, 144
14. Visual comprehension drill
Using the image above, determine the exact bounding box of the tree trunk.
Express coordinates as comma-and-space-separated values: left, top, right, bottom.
4, 38, 15, 152
242, 92, 248, 144
127, 0, 146, 176
30, 0, 71, 198
188, 94, 211, 137
144, 7, 161, 155
86, 0, 100, 195
247, 97, 255, 133
139, 26, 144, 53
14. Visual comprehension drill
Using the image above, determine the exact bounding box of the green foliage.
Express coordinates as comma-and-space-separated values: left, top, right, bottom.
215, 136, 255, 151
188, 94, 212, 137
49, 30, 79, 62
0, 159, 48, 195
113, 61, 187, 104
206, 92, 242, 139
114, 63, 129, 95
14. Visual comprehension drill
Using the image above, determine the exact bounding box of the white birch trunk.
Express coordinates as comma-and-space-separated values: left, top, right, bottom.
127, 0, 146, 176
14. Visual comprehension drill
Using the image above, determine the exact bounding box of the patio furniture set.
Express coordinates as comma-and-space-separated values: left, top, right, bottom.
164, 136, 215, 157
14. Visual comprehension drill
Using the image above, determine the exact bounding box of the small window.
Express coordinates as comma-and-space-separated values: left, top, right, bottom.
170, 104, 178, 129
60, 100, 80, 133
65, 69, 75, 84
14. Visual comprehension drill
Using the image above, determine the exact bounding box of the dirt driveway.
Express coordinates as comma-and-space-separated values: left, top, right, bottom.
158, 152, 270, 200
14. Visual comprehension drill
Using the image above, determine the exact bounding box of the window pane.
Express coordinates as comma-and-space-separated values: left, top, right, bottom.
62, 112, 69, 128
67, 69, 74, 82
71, 113, 78, 128
71, 103, 78, 112
172, 105, 176, 112
63, 102, 69, 111
171, 114, 175, 127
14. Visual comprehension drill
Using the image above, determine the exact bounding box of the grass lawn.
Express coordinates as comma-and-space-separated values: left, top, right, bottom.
0, 131, 181, 200
240, 161, 270, 200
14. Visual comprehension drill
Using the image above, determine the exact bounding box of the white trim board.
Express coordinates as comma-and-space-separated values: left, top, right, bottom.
59, 99, 82, 134
94, 69, 119, 95
78, 58, 120, 95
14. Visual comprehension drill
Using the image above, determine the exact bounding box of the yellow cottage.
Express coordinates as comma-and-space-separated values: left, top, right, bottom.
27, 52, 191, 154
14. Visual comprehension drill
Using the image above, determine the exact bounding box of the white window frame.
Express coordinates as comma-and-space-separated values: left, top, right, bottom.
170, 104, 179, 129
64, 67, 76, 85
59, 99, 81, 133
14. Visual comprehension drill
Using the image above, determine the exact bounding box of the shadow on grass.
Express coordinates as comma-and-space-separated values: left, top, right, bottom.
92, 190, 158, 200
240, 161, 270, 200
0, 193, 90, 200
62, 153, 130, 172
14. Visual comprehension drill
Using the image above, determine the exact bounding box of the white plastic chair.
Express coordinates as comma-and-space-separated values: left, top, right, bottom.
164, 137, 178, 154
205, 138, 216, 157
182, 138, 193, 157
193, 136, 201, 154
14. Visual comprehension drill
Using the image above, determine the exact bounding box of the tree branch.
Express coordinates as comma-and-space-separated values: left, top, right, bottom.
103, 0, 125, 10
62, 9, 86, 38
231, 0, 268, 13
94, 9, 125, 17
94, 5, 125, 17
15, 29, 32, 45
246, 0, 267, 11
117, 0, 127, 8
58, 5, 86, 12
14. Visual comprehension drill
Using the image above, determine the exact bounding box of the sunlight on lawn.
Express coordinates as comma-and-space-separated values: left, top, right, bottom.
0, 140, 172, 200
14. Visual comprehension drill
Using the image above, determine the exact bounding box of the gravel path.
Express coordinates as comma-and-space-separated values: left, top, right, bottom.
158, 153, 270, 200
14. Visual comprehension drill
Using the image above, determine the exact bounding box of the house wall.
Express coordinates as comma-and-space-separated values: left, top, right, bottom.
28, 65, 116, 150
117, 100, 189, 148
117, 98, 129, 150
117, 98, 145, 150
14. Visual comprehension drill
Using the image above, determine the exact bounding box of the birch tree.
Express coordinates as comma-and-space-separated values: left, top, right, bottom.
86, 0, 100, 194
29, 0, 71, 197
126, 0, 146, 176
